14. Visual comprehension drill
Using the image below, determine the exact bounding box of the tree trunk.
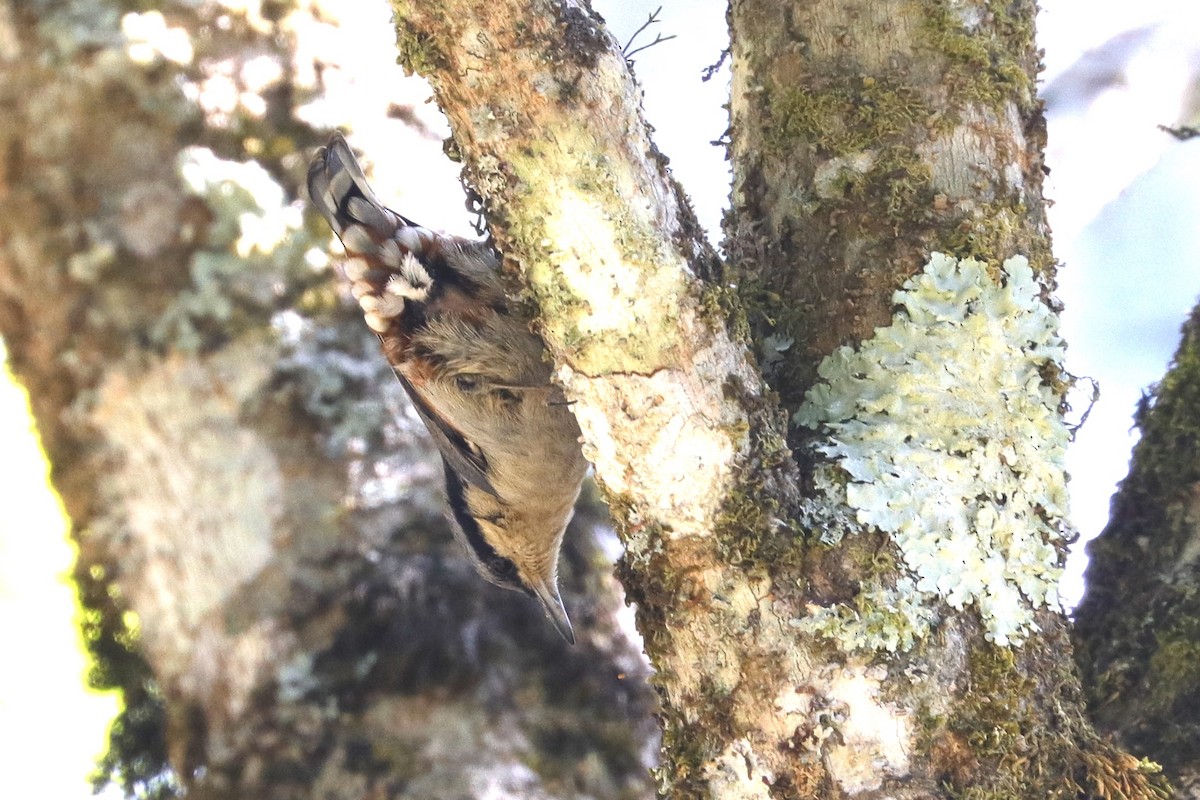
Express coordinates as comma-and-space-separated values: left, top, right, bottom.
0, 2, 656, 798
1073, 304, 1200, 797
391, 0, 1173, 797
4, 0, 1192, 796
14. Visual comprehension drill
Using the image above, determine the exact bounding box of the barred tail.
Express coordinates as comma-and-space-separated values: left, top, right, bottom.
307, 133, 440, 340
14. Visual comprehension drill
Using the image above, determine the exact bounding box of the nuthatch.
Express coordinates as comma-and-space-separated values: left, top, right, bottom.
308, 133, 587, 644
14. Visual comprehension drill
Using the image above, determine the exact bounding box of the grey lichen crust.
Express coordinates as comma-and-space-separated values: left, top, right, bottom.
796, 254, 1069, 649
150, 148, 324, 351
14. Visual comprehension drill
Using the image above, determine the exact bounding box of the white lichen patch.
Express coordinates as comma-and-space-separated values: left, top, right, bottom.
557, 321, 756, 537
122, 10, 193, 65
178, 147, 304, 260
153, 147, 321, 350
823, 666, 912, 792
91, 342, 284, 682
703, 739, 775, 800
541, 187, 683, 341
508, 113, 694, 374
795, 254, 1069, 646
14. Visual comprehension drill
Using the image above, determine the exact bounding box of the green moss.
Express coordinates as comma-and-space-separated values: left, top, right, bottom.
612, 517, 676, 659
714, 478, 784, 568
764, 76, 930, 157
653, 695, 736, 798
78, 558, 178, 799
959, 646, 1029, 751
989, 1, 1039, 67
611, 489, 758, 799
733, 145, 935, 389
860, 146, 936, 224
926, 641, 1174, 799
807, 145, 936, 224
614, 532, 731, 800
699, 282, 752, 347
938, 201, 1054, 274
1130, 307, 1200, 489
917, 0, 1034, 112
1147, 634, 1200, 713
710, 380, 802, 573
393, 29, 442, 76
710, 455, 777, 563
931, 643, 1049, 797
390, 3, 452, 76
1068, 309, 1200, 790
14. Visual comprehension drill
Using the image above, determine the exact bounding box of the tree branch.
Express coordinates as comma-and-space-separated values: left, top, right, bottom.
392, 0, 786, 550
390, 2, 1171, 798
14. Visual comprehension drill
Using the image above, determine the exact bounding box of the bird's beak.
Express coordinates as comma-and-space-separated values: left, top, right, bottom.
530, 579, 575, 645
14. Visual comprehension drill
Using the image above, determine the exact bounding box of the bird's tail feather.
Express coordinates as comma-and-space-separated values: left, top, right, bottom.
307, 132, 398, 238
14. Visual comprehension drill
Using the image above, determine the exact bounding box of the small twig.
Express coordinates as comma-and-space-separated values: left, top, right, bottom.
622, 6, 677, 60
1066, 376, 1100, 440
624, 33, 676, 60
1158, 123, 1200, 141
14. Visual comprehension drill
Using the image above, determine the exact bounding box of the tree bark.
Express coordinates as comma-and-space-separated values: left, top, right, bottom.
4, 0, 1191, 797
1073, 304, 1200, 797
391, 0, 1173, 797
726, 0, 1053, 416
0, 2, 656, 798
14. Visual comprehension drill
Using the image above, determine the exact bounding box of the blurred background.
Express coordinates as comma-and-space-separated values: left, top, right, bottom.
1, 0, 1197, 796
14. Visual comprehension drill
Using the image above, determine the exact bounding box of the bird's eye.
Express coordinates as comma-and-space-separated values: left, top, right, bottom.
454, 374, 482, 392
486, 556, 522, 589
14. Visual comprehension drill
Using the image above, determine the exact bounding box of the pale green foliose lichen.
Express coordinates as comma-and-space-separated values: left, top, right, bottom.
795, 254, 1069, 647
792, 575, 936, 654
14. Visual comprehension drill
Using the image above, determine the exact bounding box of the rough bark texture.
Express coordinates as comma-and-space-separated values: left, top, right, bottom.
726, 0, 1053, 418
4, 0, 1189, 797
0, 2, 656, 798
390, 0, 1172, 797
1074, 304, 1200, 797
722, 0, 1166, 796
389, 0, 838, 795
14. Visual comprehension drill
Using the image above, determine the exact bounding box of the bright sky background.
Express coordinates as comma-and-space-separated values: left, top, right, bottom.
0, 347, 120, 799
1, 0, 1197, 796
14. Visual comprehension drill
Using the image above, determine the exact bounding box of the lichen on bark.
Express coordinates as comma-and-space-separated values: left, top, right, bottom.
2, 2, 661, 797
796, 254, 1070, 649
